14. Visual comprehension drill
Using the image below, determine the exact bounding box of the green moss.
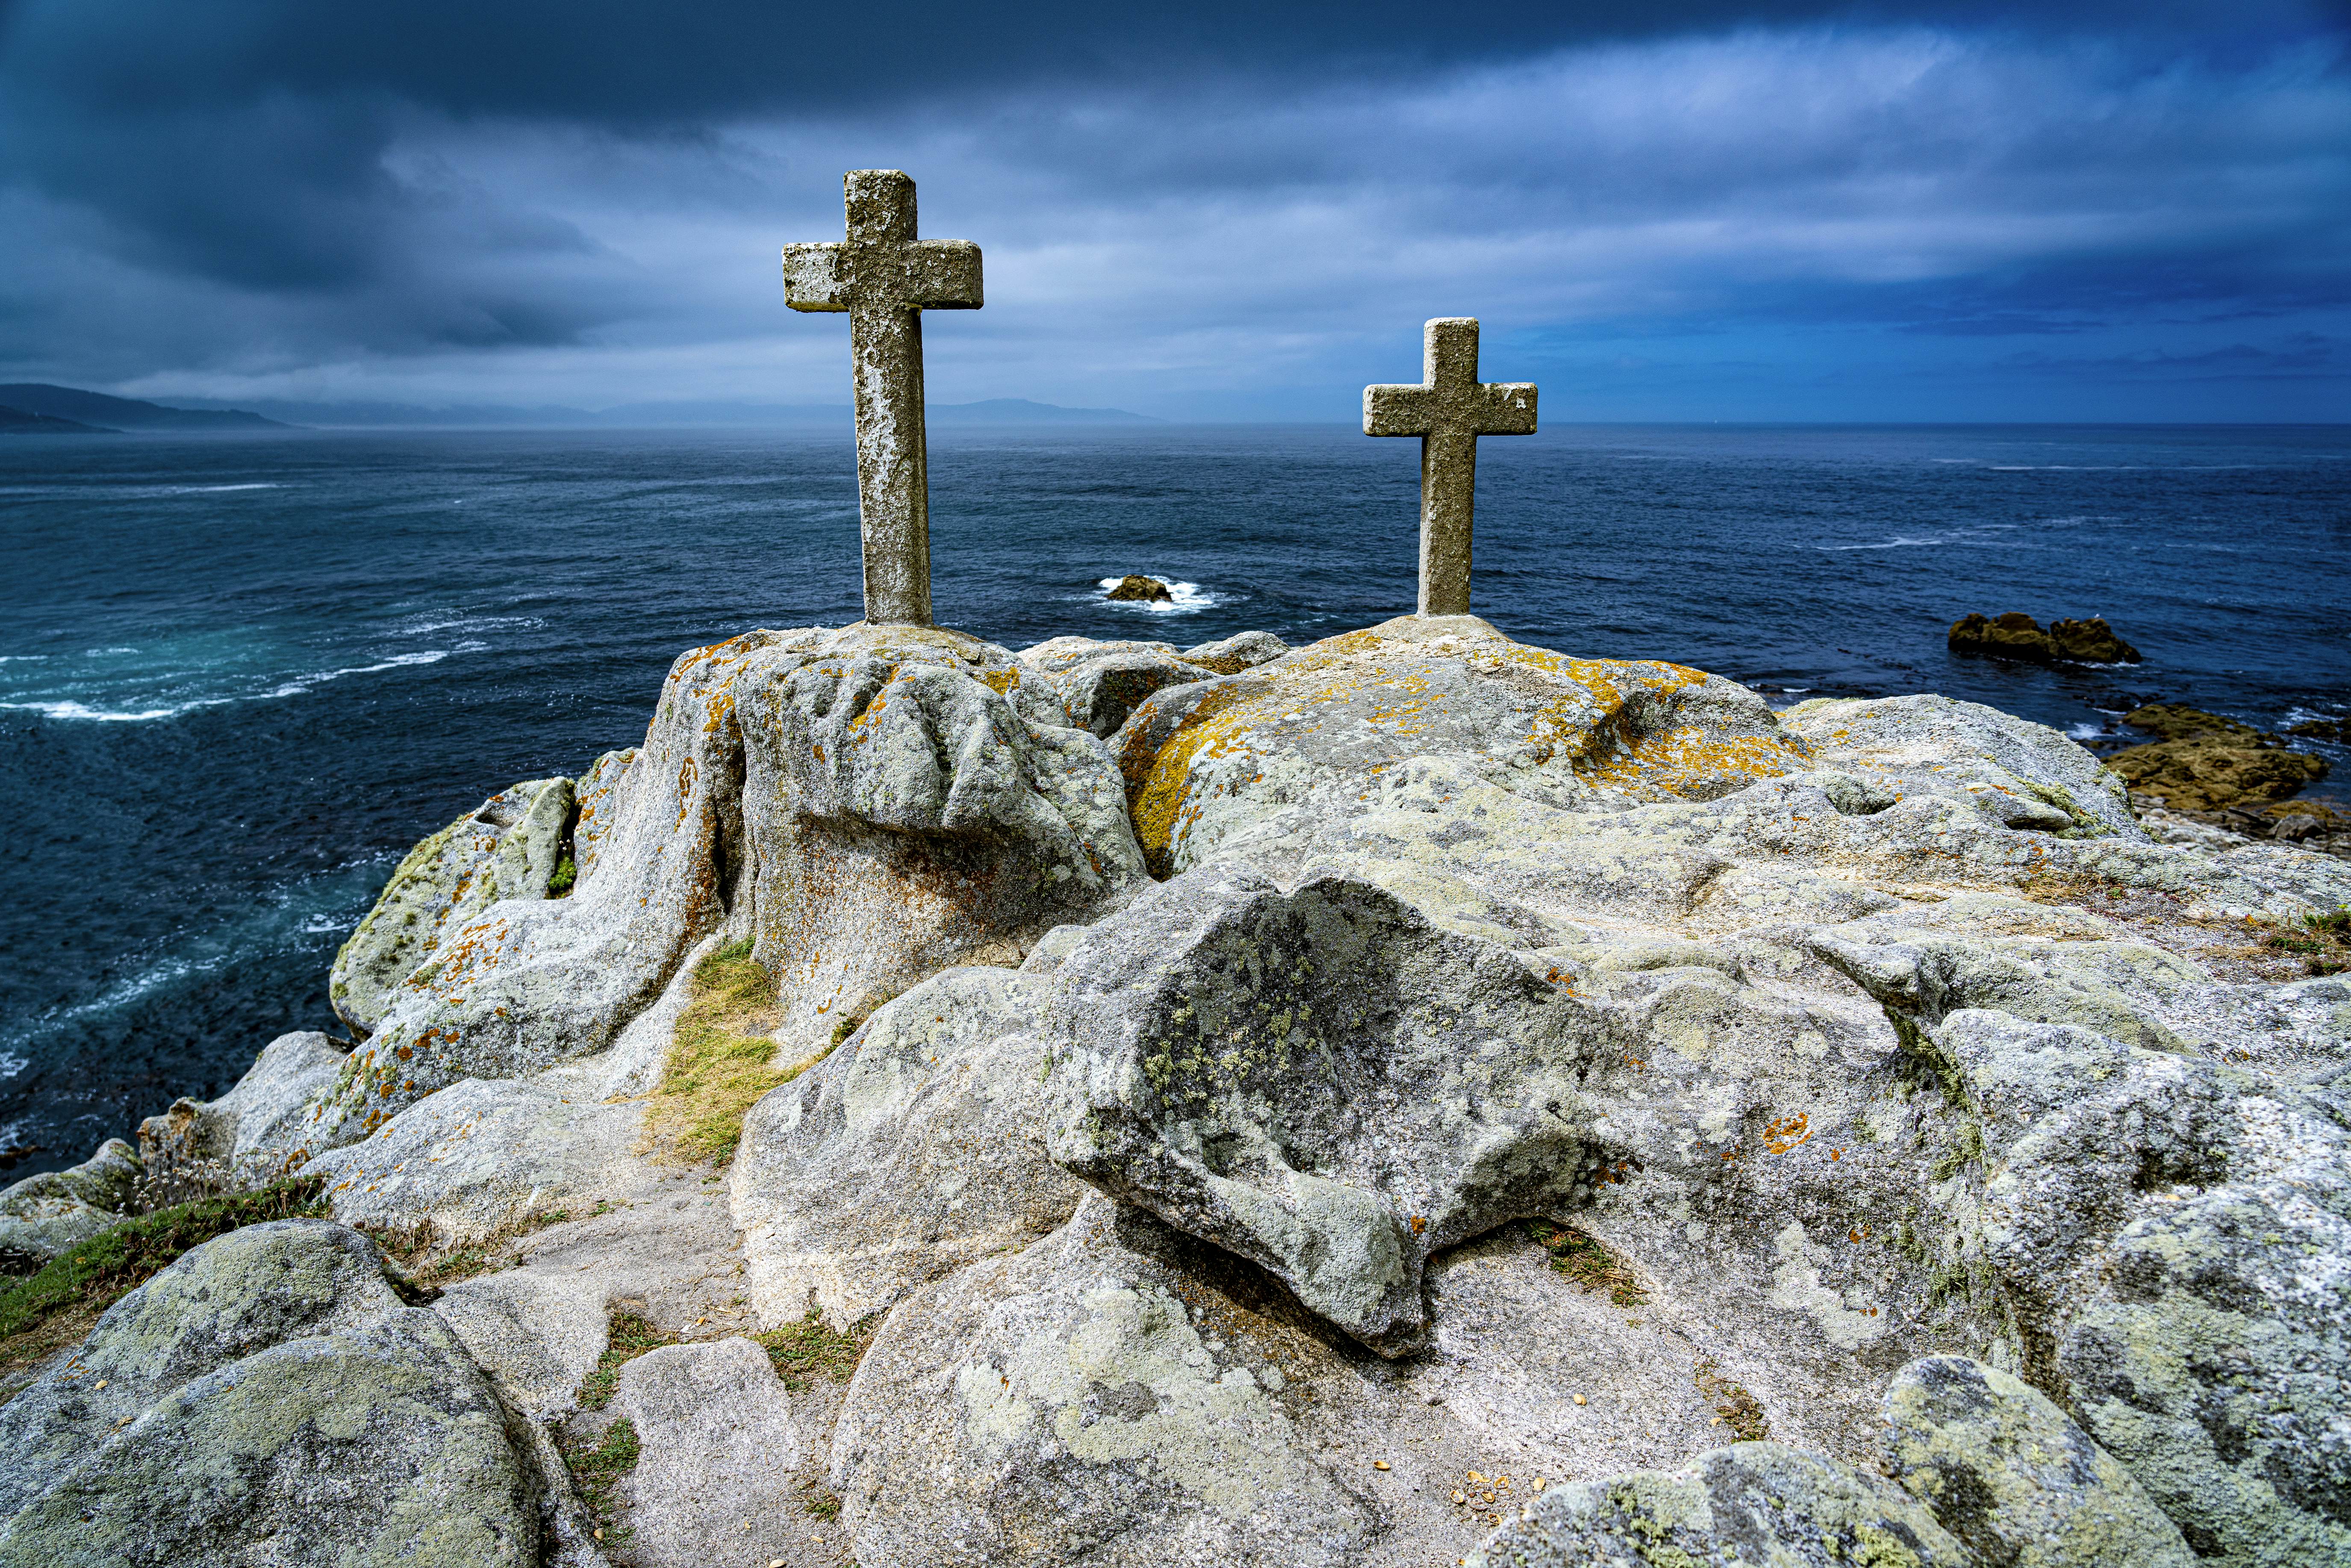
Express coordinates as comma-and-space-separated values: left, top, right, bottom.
754, 1312, 877, 1390
640, 940, 824, 1165
558, 1415, 640, 1547
546, 853, 576, 897
578, 1311, 678, 1411
1525, 1219, 1649, 1307
0, 1176, 326, 1378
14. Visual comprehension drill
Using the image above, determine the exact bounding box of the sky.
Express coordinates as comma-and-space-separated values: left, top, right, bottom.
1, 0, 2347, 422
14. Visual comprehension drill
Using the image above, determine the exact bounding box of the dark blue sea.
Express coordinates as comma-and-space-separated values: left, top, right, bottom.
3, 423, 2347, 1176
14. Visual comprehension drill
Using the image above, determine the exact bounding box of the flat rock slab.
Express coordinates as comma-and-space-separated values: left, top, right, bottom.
613, 1337, 814, 1567
432, 1268, 610, 1419
733, 965, 1088, 1330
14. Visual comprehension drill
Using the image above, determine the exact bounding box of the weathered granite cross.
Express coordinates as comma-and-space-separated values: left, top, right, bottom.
1363, 318, 1537, 617
782, 170, 983, 627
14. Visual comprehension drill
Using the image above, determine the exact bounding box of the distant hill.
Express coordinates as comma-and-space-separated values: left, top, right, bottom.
0, 384, 288, 430
0, 403, 115, 435
161, 394, 1157, 428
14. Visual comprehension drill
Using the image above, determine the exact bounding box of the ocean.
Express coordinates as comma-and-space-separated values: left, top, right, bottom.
2, 422, 2345, 1177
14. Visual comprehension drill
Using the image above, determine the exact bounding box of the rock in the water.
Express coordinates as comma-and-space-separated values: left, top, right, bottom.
1183, 629, 1290, 674
1467, 1441, 1971, 1568
1884, 1356, 2192, 1568
612, 1337, 810, 1565
828, 1195, 1378, 1568
1043, 864, 1605, 1354
1017, 635, 1220, 737
1104, 573, 1173, 603
733, 965, 1088, 1330
1947, 612, 2141, 664
0, 1136, 139, 1271
0, 1309, 545, 1568
329, 775, 573, 1033
2110, 704, 2329, 813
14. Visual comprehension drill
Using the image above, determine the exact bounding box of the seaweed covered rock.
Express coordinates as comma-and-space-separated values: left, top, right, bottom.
2110, 704, 2329, 813
1884, 1356, 2192, 1568
1947, 612, 2141, 665
0, 1136, 139, 1270
732, 965, 1089, 1329
1466, 1441, 1971, 1568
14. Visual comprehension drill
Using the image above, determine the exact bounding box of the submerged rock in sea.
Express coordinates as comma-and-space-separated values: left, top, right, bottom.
1103, 573, 1173, 603
1948, 611, 2142, 664
2110, 702, 2330, 813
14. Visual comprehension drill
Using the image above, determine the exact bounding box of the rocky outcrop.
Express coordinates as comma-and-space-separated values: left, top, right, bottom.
1949, 612, 2142, 664
0, 1218, 596, 1568
1885, 1356, 2193, 1568
830, 1194, 1381, 1568
0, 1136, 138, 1270
310, 624, 1146, 1147
610, 1338, 813, 1565
135, 1030, 348, 1180
1016, 635, 1220, 737
330, 775, 573, 1033
1042, 864, 1604, 1355
1183, 629, 1289, 673
2111, 703, 2330, 814
732, 965, 1090, 1330
1103, 574, 1173, 603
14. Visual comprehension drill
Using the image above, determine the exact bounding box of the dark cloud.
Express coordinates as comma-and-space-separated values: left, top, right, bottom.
0, 0, 2344, 415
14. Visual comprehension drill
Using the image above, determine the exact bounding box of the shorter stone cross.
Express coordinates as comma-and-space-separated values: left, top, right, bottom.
782, 170, 983, 626
1363, 318, 1537, 617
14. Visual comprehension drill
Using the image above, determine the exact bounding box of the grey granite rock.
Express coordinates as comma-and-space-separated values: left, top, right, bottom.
431, 1267, 610, 1418
0, 1218, 404, 1517
1043, 863, 1603, 1354
828, 1194, 1378, 1568
613, 1337, 811, 1565
136, 1030, 349, 1177
1182, 629, 1290, 674
1016, 635, 1220, 736
1884, 1355, 2192, 1568
0, 1136, 138, 1269
329, 774, 572, 1033
1464, 1441, 1971, 1568
733, 965, 1088, 1330
0, 1308, 544, 1568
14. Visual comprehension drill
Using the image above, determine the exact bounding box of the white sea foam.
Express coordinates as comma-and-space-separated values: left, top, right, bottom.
2068, 722, 2108, 740
1817, 523, 2019, 553
0, 698, 221, 722
1096, 577, 1219, 614
6, 649, 453, 722
164, 483, 284, 494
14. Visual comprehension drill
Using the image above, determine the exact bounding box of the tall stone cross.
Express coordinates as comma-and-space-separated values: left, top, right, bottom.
1363, 318, 1537, 617
782, 171, 982, 627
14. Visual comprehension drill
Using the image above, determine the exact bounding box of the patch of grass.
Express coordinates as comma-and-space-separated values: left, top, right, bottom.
637, 938, 827, 1166
578, 1310, 679, 1411
803, 1485, 842, 1520
0, 1176, 324, 1383
1694, 1356, 1769, 1442
2309, 906, 2351, 937
547, 852, 577, 897
1523, 1220, 1648, 1308
358, 1204, 575, 1290
754, 1312, 877, 1390
558, 1415, 639, 1549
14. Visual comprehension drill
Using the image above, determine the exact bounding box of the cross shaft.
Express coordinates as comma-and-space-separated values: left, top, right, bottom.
1363, 318, 1536, 617
782, 170, 982, 626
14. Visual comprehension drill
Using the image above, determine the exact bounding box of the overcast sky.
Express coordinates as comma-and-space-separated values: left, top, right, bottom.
2, 0, 2345, 421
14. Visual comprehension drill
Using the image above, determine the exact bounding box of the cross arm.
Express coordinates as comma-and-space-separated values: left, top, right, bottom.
1470, 382, 1538, 436
1364, 382, 1435, 436
781, 243, 847, 312
900, 239, 983, 310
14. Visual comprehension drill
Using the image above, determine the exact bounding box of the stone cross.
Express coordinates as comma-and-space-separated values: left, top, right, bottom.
782, 171, 983, 627
1363, 318, 1537, 617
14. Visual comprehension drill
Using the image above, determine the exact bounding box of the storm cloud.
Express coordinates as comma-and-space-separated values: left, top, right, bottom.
1, 0, 2344, 418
